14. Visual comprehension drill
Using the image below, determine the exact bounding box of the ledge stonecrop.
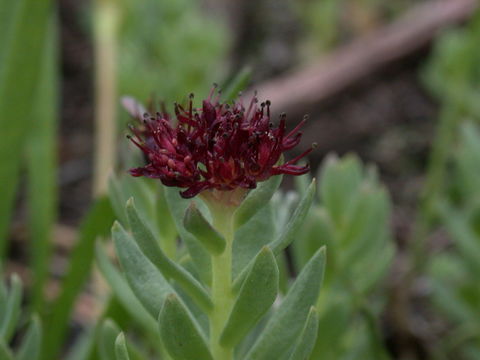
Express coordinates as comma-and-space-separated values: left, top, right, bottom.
126, 87, 312, 199
101, 89, 325, 360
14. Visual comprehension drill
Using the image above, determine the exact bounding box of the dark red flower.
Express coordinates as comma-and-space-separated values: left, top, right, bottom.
125, 88, 312, 199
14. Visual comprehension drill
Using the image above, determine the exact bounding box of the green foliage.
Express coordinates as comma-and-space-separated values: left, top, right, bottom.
291, 154, 394, 359
98, 320, 121, 360
287, 307, 319, 360
42, 197, 115, 360
184, 203, 226, 255
0, 276, 43, 360
428, 122, 480, 356
158, 293, 213, 360
422, 14, 480, 113
0, 0, 55, 257
220, 247, 279, 347
114, 334, 131, 360
126, 198, 213, 312
112, 221, 174, 318
100, 161, 328, 360
116, 0, 228, 104
234, 175, 283, 229
244, 247, 325, 360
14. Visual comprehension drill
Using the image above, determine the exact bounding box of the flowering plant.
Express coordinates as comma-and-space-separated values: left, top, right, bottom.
98, 89, 325, 360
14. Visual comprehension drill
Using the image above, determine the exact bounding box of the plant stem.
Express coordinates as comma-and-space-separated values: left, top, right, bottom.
209, 208, 235, 360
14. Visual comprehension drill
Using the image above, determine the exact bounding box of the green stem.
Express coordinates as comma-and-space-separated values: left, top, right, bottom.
209, 208, 235, 360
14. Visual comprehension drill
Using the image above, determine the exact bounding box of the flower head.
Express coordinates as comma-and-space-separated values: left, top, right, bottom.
126, 88, 312, 199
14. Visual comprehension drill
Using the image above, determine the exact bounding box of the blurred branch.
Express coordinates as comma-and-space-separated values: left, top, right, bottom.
250, 0, 478, 117
93, 0, 120, 196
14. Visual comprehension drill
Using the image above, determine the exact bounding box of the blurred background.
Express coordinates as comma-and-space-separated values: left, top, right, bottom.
1, 0, 480, 359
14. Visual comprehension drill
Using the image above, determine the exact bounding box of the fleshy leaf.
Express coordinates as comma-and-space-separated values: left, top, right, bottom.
319, 154, 363, 227
98, 320, 120, 360
95, 242, 158, 333
270, 179, 316, 254
126, 199, 213, 312
17, 315, 42, 360
233, 203, 275, 281
0, 339, 13, 360
233, 182, 315, 293
0, 274, 22, 342
287, 307, 319, 360
112, 222, 174, 318
234, 174, 283, 229
114, 333, 131, 360
184, 202, 226, 255
220, 247, 279, 347
245, 247, 326, 360
158, 294, 213, 360
164, 187, 211, 285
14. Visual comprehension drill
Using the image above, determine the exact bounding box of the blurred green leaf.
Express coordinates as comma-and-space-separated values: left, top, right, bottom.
17, 315, 42, 360
26, 16, 58, 311
158, 294, 213, 360
0, 339, 13, 360
0, 274, 22, 343
319, 154, 363, 228
221, 67, 252, 103
0, 0, 54, 257
64, 326, 97, 360
114, 333, 131, 360
43, 196, 114, 360
98, 320, 121, 360
439, 202, 480, 275
220, 247, 279, 347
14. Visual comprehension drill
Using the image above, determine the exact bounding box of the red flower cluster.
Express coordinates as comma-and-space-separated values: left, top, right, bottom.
126, 88, 312, 198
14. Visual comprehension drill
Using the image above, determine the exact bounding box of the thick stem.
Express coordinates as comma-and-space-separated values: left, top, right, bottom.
209, 208, 235, 360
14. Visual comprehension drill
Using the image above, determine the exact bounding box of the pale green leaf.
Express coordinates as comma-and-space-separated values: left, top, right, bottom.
164, 187, 211, 285
158, 294, 213, 360
95, 242, 158, 333
17, 315, 42, 360
115, 333, 131, 360
184, 202, 225, 255
288, 307, 319, 360
271, 180, 316, 254
245, 247, 326, 360
112, 221, 174, 318
220, 247, 278, 347
98, 320, 121, 360
126, 199, 213, 312
234, 175, 283, 229
0, 274, 22, 342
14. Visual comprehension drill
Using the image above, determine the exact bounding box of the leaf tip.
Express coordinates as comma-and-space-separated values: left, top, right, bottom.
126, 197, 135, 209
